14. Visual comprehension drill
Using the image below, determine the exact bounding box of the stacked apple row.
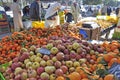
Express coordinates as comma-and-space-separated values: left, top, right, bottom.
1, 36, 105, 80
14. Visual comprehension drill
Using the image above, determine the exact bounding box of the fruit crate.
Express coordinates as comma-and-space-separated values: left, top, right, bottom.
79, 27, 101, 40
0, 25, 10, 35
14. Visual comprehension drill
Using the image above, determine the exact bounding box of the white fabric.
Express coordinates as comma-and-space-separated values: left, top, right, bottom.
45, 2, 61, 19
11, 2, 23, 31
0, 6, 5, 11
45, 15, 59, 28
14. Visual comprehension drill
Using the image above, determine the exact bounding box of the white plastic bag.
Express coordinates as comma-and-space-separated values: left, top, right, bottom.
23, 20, 32, 29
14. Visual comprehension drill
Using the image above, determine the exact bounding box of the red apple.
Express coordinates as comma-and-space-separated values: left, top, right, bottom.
56, 52, 64, 61
37, 67, 44, 75
55, 69, 64, 76
60, 65, 68, 74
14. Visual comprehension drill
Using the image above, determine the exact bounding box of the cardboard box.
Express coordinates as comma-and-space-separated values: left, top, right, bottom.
79, 27, 101, 40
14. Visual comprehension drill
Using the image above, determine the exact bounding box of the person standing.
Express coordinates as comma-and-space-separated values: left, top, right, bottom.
107, 6, 112, 16
64, 10, 73, 23
11, 0, 23, 32
29, 0, 41, 21
71, 2, 80, 23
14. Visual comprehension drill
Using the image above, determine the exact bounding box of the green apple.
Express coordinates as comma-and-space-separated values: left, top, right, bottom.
46, 43, 53, 50
40, 60, 47, 67
24, 59, 30, 64
73, 61, 80, 68
50, 74, 56, 80
50, 47, 58, 55
72, 42, 80, 50
26, 62, 32, 68
66, 61, 73, 68
46, 60, 54, 66
35, 57, 42, 62
30, 55, 36, 62
32, 62, 40, 69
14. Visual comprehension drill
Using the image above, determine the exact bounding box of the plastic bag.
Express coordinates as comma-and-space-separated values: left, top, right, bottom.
23, 20, 32, 29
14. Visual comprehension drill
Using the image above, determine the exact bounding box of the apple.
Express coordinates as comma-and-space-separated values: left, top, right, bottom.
54, 61, 62, 68
86, 54, 91, 61
46, 43, 53, 50
36, 53, 42, 57
10, 73, 15, 79
45, 66, 56, 74
30, 45, 36, 51
69, 67, 75, 73
13, 57, 19, 63
89, 59, 95, 64
9, 61, 13, 66
57, 44, 65, 51
67, 44, 73, 51
40, 72, 49, 80
66, 61, 73, 68
55, 69, 63, 76
50, 74, 56, 80
90, 50, 95, 55
72, 42, 80, 50
56, 52, 64, 61
29, 78, 37, 80
70, 51, 77, 59
14, 67, 23, 75
11, 62, 20, 71
40, 60, 46, 67
5, 67, 12, 74
37, 67, 44, 75
29, 51, 34, 56
24, 59, 30, 64
28, 68, 37, 78
76, 54, 82, 60
35, 48, 41, 53
52, 57, 57, 62
64, 54, 70, 61
73, 61, 80, 68
60, 65, 68, 74
43, 55, 50, 61
63, 49, 69, 54
20, 48, 28, 53
14, 74, 21, 80
46, 60, 54, 66
30, 55, 36, 62
35, 57, 42, 62
21, 72, 28, 80
50, 47, 58, 55
79, 58, 87, 64
32, 62, 40, 69
26, 62, 32, 68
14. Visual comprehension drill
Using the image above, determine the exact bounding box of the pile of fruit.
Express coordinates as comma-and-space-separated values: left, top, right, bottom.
0, 26, 81, 64
0, 36, 120, 80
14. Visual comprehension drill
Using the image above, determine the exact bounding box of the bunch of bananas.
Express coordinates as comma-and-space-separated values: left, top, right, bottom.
32, 21, 45, 29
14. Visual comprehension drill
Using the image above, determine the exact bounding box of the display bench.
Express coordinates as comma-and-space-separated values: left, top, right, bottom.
100, 24, 117, 40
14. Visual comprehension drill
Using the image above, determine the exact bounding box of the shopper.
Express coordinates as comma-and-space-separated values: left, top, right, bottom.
23, 5, 29, 17
107, 6, 112, 16
11, 0, 23, 32
71, 2, 81, 23
45, 2, 61, 28
29, 0, 41, 21
65, 10, 73, 23
101, 5, 107, 15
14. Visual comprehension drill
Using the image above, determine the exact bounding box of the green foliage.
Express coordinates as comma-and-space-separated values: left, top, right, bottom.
83, 0, 102, 5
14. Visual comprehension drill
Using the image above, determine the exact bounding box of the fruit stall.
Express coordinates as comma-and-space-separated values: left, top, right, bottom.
76, 15, 118, 40
0, 18, 120, 80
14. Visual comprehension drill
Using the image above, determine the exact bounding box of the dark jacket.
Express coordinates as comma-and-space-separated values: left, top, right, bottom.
29, 1, 40, 21
65, 12, 73, 23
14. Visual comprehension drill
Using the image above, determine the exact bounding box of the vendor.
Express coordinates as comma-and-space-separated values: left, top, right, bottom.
45, 2, 61, 28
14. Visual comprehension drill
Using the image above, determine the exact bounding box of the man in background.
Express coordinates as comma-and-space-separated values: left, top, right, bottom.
29, 0, 41, 21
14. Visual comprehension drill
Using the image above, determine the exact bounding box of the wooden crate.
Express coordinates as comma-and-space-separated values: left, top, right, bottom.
79, 27, 101, 40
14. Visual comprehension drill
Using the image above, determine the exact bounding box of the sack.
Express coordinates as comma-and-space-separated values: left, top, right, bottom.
23, 20, 32, 29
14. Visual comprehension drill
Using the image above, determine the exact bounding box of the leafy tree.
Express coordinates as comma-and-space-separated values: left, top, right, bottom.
83, 0, 102, 5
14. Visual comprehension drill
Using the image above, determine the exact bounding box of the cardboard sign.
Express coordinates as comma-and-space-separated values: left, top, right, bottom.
38, 48, 50, 55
